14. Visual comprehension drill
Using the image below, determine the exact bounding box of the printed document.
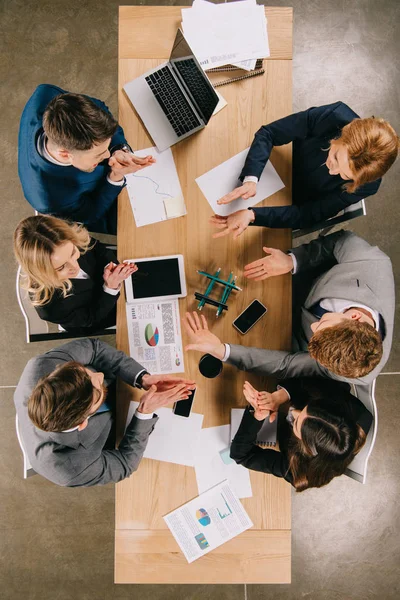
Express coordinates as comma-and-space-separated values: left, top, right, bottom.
126, 146, 186, 227
125, 299, 185, 374
195, 147, 285, 216
164, 480, 253, 563
193, 424, 253, 498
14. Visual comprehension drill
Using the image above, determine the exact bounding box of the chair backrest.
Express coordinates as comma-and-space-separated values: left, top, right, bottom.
292, 199, 366, 239
15, 414, 36, 478
345, 379, 378, 484
16, 265, 49, 343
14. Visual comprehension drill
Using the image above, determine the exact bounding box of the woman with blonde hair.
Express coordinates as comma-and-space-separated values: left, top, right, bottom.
209, 102, 399, 241
14, 215, 137, 331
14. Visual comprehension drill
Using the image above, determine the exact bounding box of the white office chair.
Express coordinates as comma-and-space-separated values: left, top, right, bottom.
15, 414, 36, 479
345, 379, 378, 484
293, 199, 366, 239
16, 264, 116, 343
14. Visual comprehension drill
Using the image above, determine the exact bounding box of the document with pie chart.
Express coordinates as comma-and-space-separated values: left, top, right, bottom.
125, 298, 185, 374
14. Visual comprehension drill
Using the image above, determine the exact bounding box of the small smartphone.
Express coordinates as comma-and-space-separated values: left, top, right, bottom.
233, 299, 267, 334
173, 388, 196, 418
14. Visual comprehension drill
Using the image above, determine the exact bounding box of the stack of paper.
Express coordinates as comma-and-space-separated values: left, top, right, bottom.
181, 0, 270, 72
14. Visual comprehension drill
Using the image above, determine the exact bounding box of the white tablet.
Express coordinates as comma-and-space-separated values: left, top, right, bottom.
124, 254, 187, 303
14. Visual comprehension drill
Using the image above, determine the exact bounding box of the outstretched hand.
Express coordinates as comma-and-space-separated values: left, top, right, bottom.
137, 383, 193, 414
217, 181, 257, 205
209, 209, 255, 239
183, 312, 226, 360
244, 247, 294, 281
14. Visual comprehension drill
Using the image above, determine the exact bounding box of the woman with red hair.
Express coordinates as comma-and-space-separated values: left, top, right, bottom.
210, 102, 399, 235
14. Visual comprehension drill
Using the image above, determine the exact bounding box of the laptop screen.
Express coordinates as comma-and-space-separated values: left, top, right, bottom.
170, 29, 219, 124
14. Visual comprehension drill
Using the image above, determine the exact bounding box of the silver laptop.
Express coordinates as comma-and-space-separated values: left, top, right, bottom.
123, 29, 219, 152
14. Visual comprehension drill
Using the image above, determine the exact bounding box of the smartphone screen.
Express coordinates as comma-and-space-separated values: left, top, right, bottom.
173, 389, 196, 418
233, 300, 267, 334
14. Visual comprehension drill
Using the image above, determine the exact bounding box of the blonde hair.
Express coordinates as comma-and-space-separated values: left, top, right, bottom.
14, 215, 92, 306
332, 117, 399, 193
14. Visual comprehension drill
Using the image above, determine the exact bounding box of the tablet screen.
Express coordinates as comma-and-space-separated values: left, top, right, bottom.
130, 258, 182, 299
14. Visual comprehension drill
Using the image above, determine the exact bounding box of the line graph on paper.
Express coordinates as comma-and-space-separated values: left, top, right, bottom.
125, 146, 186, 227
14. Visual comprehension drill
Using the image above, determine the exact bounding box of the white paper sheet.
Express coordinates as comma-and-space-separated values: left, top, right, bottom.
230, 408, 246, 442
193, 425, 253, 499
127, 402, 204, 467
182, 0, 270, 71
164, 480, 253, 563
125, 146, 186, 227
195, 147, 285, 216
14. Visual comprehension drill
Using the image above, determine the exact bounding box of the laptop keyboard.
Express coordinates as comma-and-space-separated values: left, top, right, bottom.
145, 66, 202, 137
173, 58, 218, 123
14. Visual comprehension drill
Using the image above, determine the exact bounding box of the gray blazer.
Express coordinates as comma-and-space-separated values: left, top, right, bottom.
228, 231, 394, 385
14, 338, 158, 487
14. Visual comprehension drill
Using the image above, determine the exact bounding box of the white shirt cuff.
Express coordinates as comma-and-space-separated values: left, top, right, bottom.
288, 252, 297, 274
133, 368, 147, 388
277, 385, 291, 401
243, 176, 258, 184
103, 284, 120, 295
135, 409, 154, 420
107, 174, 125, 186
222, 344, 231, 362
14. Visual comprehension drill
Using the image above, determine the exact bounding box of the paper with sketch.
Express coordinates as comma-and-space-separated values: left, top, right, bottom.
125, 146, 186, 227
127, 402, 204, 467
193, 424, 252, 499
195, 147, 285, 217
125, 299, 185, 374
164, 480, 253, 563
231, 408, 277, 447
181, 0, 270, 71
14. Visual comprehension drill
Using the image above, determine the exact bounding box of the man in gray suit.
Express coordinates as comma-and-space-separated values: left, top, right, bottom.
15, 338, 195, 487
183, 231, 394, 385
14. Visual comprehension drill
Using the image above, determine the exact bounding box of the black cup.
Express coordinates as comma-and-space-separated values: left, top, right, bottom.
198, 354, 223, 378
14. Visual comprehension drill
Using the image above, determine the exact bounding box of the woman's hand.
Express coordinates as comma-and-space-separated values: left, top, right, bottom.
217, 181, 257, 205
210, 209, 255, 239
183, 312, 226, 360
243, 382, 289, 422
103, 262, 138, 290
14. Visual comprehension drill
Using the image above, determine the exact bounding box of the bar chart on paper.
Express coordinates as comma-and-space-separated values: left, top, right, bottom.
125, 146, 186, 227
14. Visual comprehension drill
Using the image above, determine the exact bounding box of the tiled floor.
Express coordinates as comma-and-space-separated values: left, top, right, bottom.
1, 1, 399, 599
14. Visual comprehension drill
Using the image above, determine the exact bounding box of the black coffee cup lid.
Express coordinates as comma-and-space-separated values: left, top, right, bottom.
199, 354, 223, 378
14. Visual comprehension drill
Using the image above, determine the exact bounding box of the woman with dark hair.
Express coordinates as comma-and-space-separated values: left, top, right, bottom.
230, 378, 372, 492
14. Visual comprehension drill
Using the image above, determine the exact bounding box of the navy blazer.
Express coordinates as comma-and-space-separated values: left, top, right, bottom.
35, 239, 118, 332
18, 84, 128, 234
240, 102, 381, 229
230, 378, 372, 486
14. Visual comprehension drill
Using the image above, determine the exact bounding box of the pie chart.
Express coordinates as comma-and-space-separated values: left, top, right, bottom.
145, 323, 159, 347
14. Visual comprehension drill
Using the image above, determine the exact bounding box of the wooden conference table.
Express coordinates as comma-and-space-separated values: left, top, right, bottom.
115, 6, 293, 584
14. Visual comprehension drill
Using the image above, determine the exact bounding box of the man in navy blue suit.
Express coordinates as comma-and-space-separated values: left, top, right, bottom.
18, 84, 155, 234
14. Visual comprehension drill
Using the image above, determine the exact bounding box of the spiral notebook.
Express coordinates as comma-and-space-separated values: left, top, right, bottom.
231, 408, 278, 448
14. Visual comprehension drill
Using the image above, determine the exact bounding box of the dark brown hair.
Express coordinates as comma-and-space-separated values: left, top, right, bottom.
42, 93, 118, 151
332, 117, 399, 193
288, 397, 366, 492
28, 362, 96, 432
308, 321, 382, 378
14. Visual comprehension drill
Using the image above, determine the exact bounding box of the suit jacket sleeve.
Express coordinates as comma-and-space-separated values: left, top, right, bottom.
60, 414, 158, 487
41, 338, 146, 385
249, 180, 379, 229
230, 408, 292, 483
239, 102, 346, 181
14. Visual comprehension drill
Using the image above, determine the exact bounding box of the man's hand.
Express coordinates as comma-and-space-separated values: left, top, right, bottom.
183, 312, 225, 360
217, 181, 257, 205
210, 209, 255, 239
137, 383, 192, 414
244, 247, 293, 281
103, 262, 138, 290
141, 374, 196, 393
108, 152, 155, 179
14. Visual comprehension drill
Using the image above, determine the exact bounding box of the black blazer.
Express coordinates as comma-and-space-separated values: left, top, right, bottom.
35, 239, 119, 332
230, 378, 372, 486
240, 102, 381, 229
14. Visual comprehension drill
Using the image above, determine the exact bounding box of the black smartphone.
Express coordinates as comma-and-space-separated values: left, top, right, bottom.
233, 299, 267, 334
173, 388, 196, 418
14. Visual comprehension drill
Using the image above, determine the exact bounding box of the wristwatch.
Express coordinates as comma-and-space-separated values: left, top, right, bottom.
110, 142, 134, 155
135, 370, 150, 389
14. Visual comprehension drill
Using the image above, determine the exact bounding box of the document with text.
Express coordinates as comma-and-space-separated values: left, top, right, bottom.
164, 480, 253, 563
